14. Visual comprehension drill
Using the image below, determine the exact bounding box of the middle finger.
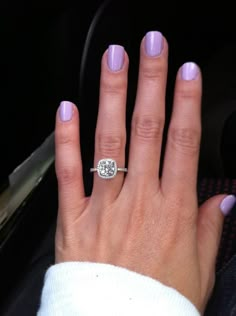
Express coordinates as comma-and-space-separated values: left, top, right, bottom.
127, 31, 168, 187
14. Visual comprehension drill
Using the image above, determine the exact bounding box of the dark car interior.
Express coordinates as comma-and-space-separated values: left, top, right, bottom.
1, 1, 236, 315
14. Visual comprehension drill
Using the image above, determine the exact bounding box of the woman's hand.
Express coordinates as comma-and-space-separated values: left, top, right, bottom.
54, 31, 235, 312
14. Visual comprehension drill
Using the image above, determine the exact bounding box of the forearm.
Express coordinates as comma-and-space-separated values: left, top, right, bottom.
37, 262, 200, 316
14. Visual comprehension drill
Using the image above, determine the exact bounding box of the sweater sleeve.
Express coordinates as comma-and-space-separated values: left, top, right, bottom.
37, 262, 200, 316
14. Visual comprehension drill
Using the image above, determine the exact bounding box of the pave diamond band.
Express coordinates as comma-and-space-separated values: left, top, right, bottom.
90, 158, 128, 179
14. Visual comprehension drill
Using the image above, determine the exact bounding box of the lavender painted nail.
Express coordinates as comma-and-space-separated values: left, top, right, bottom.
107, 45, 124, 71
59, 101, 73, 122
145, 31, 163, 57
220, 195, 236, 216
181, 62, 199, 80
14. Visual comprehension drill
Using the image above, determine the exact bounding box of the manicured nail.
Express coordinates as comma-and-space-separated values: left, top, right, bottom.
59, 101, 73, 122
107, 45, 124, 71
145, 31, 163, 57
220, 195, 236, 216
181, 62, 199, 80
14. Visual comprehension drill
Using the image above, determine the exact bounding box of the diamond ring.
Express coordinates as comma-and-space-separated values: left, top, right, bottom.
90, 158, 128, 179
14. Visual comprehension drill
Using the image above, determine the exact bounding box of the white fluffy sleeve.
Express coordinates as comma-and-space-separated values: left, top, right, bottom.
37, 262, 200, 316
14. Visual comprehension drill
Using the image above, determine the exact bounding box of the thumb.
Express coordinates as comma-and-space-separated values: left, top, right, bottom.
197, 194, 236, 296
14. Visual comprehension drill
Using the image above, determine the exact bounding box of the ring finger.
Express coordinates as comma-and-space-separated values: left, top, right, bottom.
91, 45, 129, 203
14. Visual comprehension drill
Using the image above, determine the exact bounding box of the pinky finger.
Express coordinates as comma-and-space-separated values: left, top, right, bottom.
55, 101, 85, 221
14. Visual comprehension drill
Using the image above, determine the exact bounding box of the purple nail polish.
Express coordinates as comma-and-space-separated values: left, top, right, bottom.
59, 101, 73, 122
181, 62, 199, 80
107, 45, 124, 71
145, 31, 163, 57
220, 195, 236, 216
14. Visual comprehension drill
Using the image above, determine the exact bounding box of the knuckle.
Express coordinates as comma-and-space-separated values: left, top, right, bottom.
97, 133, 125, 157
169, 127, 200, 155
175, 86, 200, 102
133, 115, 164, 142
56, 164, 80, 186
56, 128, 76, 147
141, 62, 166, 83
101, 76, 126, 96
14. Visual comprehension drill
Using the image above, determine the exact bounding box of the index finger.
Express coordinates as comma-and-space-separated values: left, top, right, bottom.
161, 62, 202, 197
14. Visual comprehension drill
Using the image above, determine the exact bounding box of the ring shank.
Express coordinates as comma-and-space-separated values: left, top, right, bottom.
117, 168, 128, 172
90, 167, 128, 172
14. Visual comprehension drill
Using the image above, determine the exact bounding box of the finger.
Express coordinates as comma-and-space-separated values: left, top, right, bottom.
197, 195, 236, 296
55, 101, 85, 220
92, 45, 128, 202
161, 62, 202, 196
127, 31, 168, 187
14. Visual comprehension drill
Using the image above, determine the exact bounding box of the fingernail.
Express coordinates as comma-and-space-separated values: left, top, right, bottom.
145, 31, 163, 57
107, 45, 125, 71
181, 62, 199, 80
220, 195, 236, 216
59, 101, 73, 122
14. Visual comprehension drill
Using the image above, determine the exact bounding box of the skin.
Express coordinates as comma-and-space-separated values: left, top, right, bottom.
54, 34, 226, 313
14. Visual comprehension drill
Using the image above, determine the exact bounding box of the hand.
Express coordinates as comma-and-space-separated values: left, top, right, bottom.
54, 31, 234, 312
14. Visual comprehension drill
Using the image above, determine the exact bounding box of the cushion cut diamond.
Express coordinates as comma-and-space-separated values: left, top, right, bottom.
97, 159, 117, 179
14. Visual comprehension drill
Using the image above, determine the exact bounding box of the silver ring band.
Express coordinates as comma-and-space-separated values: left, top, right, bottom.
90, 158, 128, 179
90, 167, 128, 172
